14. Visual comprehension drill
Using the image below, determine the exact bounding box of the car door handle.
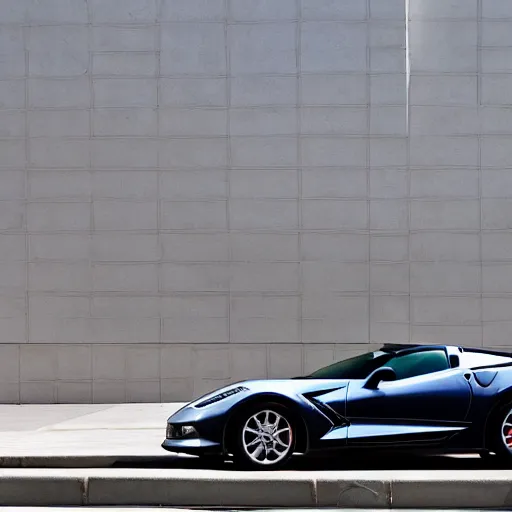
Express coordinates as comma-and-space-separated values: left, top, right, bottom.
464, 372, 472, 381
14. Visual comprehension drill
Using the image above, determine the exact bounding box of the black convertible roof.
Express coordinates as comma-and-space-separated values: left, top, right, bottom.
380, 343, 512, 359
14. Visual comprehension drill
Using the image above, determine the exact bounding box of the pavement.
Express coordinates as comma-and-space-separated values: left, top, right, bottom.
1, 403, 512, 508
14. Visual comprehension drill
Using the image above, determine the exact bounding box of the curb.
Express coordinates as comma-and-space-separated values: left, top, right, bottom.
1, 469, 512, 508
0, 456, 167, 469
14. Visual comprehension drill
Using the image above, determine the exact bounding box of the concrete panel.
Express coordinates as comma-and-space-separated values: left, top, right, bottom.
410, 75, 477, 105
369, 21, 406, 47
231, 107, 296, 136
302, 170, 367, 198
370, 200, 409, 230
483, 233, 512, 261
410, 200, 480, 230
92, 52, 158, 76
301, 22, 367, 73
27, 203, 91, 232
230, 199, 298, 230
92, 140, 159, 169
89, 0, 158, 23
410, 136, 478, 167
93, 108, 157, 137
370, 75, 406, 104
231, 136, 297, 168
161, 23, 226, 75
29, 262, 91, 293
161, 233, 229, 262
29, 171, 91, 200
370, 0, 405, 19
371, 235, 409, 262
93, 78, 157, 108
370, 263, 409, 293
409, 21, 477, 73
412, 297, 481, 325
160, 138, 227, 169
93, 264, 158, 293
371, 295, 409, 323
302, 262, 369, 292
481, 21, 512, 46
483, 0, 512, 18
301, 233, 369, 261
301, 107, 367, 135
482, 137, 512, 167
302, 0, 367, 21
302, 200, 368, 230
161, 201, 227, 230
28, 78, 89, 108
28, 26, 88, 77
410, 106, 479, 135
269, 345, 302, 378
93, 171, 158, 200
159, 108, 227, 137
0, 170, 25, 200
411, 263, 481, 294
229, 23, 296, 75
301, 138, 367, 167
0, 111, 25, 137
232, 233, 299, 261
370, 106, 407, 136
481, 75, 512, 105
231, 76, 297, 106
230, 0, 297, 21
0, 201, 24, 231
161, 0, 226, 21
160, 171, 227, 200
370, 48, 406, 73
230, 170, 298, 199
302, 74, 367, 105
411, 170, 479, 198
409, 0, 478, 19
231, 262, 300, 292
482, 199, 512, 229
160, 263, 230, 292
92, 234, 159, 262
160, 78, 227, 107
370, 170, 408, 198
93, 201, 157, 231
92, 26, 157, 51
410, 232, 480, 262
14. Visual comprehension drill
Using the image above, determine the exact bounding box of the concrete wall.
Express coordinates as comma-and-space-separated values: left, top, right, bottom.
0, 0, 511, 403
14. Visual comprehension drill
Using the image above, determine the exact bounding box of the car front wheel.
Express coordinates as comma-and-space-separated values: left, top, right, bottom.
232, 404, 296, 470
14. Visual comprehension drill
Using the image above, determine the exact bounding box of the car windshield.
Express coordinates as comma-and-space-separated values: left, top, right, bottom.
306, 350, 392, 379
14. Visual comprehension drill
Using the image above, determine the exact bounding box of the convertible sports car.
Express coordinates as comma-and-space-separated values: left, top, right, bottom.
162, 344, 512, 469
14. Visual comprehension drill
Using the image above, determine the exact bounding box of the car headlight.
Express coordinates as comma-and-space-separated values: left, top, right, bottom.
195, 385, 249, 408
166, 424, 197, 439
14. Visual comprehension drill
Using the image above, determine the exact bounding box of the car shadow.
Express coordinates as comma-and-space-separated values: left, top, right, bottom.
113, 452, 508, 471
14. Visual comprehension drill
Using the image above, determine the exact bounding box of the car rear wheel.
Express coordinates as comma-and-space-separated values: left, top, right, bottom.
488, 402, 512, 462
231, 403, 296, 470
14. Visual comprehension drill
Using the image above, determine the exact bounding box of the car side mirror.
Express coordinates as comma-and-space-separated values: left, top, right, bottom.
363, 367, 396, 390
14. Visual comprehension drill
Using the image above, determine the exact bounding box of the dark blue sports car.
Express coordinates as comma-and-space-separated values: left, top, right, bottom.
162, 344, 512, 469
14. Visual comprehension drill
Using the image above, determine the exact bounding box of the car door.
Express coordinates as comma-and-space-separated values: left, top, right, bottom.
345, 349, 472, 445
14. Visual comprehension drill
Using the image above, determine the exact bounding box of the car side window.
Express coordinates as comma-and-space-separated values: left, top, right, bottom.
385, 350, 449, 380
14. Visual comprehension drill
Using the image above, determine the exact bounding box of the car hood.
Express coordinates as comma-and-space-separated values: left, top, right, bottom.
194, 378, 350, 404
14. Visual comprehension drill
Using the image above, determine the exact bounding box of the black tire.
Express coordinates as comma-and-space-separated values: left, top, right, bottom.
487, 401, 512, 462
230, 402, 296, 470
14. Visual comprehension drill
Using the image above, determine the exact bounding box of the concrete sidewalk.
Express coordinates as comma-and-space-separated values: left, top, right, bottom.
0, 403, 183, 466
